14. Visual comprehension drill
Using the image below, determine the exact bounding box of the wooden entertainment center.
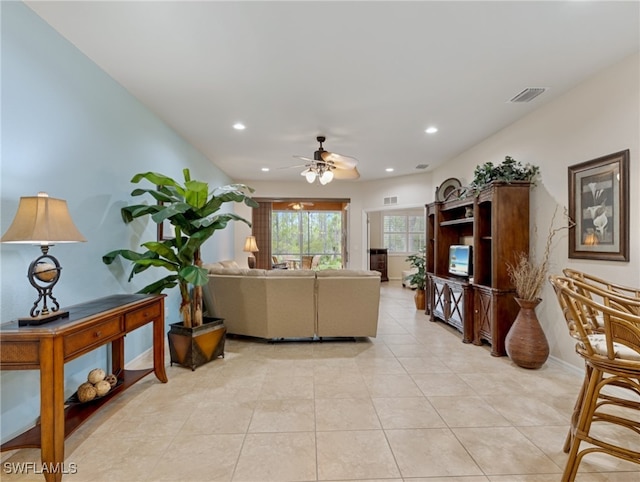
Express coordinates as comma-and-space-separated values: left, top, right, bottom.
426, 181, 530, 356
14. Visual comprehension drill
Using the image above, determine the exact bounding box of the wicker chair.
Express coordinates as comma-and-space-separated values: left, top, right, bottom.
563, 268, 640, 315
549, 275, 640, 481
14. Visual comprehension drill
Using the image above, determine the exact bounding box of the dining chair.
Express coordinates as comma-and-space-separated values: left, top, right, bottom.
301, 255, 313, 270
549, 275, 640, 481
563, 268, 640, 315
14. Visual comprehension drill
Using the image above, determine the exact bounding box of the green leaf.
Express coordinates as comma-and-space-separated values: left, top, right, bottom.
133, 258, 179, 272
137, 275, 180, 294
151, 203, 191, 224
131, 172, 181, 189
179, 265, 209, 286
141, 241, 180, 263
130, 188, 175, 203
102, 249, 146, 265
121, 204, 162, 223
184, 179, 209, 209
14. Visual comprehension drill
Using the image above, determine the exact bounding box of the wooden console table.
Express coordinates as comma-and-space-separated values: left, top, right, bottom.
0, 294, 167, 482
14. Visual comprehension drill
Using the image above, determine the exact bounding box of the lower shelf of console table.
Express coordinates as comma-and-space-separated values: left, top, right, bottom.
1, 368, 153, 451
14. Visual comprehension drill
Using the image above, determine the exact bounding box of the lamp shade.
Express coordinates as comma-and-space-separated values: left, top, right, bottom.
1, 193, 86, 244
243, 235, 259, 253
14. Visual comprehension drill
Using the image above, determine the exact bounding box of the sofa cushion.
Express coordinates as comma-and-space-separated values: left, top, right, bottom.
219, 260, 240, 269
244, 268, 268, 277
265, 269, 316, 278
316, 269, 381, 278
206, 266, 244, 275
203, 262, 223, 272
206, 267, 267, 276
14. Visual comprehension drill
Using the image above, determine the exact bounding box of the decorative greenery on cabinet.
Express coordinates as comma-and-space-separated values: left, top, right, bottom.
468, 156, 539, 196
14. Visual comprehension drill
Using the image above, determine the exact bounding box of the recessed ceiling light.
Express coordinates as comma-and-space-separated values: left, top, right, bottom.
261, 167, 270, 172
385, 168, 394, 172
425, 126, 438, 134
233, 122, 246, 130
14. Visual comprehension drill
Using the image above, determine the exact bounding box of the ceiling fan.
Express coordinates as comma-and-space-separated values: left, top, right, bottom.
288, 202, 314, 210
291, 136, 360, 184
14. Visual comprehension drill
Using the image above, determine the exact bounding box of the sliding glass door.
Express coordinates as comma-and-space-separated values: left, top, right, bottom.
272, 210, 344, 269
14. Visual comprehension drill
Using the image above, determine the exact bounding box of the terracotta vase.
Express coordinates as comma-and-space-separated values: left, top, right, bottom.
505, 298, 549, 369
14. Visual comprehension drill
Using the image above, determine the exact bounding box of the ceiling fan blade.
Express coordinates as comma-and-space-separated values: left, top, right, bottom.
332, 166, 360, 180
278, 163, 309, 170
293, 155, 314, 162
321, 151, 358, 169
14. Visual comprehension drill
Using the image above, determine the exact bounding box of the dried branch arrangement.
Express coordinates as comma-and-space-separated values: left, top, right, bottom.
507, 206, 576, 300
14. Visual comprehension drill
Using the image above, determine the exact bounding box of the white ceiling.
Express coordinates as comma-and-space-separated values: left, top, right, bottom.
26, 1, 639, 183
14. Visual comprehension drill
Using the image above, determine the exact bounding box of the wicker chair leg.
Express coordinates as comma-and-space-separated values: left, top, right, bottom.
564, 367, 592, 453
562, 368, 603, 482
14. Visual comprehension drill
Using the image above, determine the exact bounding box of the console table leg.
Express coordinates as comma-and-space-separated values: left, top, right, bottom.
111, 337, 125, 377
39, 337, 64, 482
153, 317, 168, 383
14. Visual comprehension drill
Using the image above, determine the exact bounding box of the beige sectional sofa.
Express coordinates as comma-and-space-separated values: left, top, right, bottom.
202, 262, 381, 340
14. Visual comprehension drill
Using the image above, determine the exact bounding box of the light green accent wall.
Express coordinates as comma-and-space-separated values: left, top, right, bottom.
0, 2, 238, 442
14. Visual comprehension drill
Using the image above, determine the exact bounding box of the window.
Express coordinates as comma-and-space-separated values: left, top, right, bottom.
272, 210, 344, 269
383, 214, 425, 253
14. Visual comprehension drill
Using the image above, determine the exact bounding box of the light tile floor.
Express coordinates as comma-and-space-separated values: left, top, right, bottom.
3, 282, 639, 481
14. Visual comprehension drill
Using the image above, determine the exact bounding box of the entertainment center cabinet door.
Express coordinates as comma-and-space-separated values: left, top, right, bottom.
429, 276, 474, 344
431, 277, 447, 321
448, 281, 474, 344
473, 285, 519, 356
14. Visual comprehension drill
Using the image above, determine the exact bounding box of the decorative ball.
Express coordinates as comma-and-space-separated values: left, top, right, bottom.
94, 380, 111, 397
87, 368, 106, 384
77, 382, 97, 403
33, 262, 57, 282
104, 374, 117, 388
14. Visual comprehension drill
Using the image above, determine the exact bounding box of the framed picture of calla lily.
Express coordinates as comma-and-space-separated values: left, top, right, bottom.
568, 149, 629, 261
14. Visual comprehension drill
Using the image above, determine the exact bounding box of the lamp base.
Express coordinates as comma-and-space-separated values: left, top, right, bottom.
247, 256, 256, 269
19, 310, 69, 327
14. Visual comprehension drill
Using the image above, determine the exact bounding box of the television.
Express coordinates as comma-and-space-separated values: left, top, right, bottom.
448, 245, 472, 277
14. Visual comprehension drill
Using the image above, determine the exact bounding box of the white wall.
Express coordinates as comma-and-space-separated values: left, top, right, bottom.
431, 52, 640, 370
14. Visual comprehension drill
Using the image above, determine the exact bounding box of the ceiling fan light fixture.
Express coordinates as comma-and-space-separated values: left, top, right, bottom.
319, 169, 334, 185
303, 169, 317, 183
294, 136, 359, 184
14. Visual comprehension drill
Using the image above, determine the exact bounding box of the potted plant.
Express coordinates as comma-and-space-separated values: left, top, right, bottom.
103, 169, 258, 370
405, 248, 427, 310
468, 156, 540, 196
504, 206, 575, 369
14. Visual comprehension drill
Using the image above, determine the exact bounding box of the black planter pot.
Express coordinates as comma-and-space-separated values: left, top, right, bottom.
168, 317, 226, 371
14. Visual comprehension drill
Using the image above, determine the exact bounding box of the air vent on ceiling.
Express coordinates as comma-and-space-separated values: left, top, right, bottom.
383, 196, 398, 206
415, 164, 429, 170
508, 87, 546, 103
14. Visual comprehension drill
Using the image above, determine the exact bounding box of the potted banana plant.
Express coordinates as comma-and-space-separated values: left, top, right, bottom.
405, 248, 427, 310
103, 169, 258, 369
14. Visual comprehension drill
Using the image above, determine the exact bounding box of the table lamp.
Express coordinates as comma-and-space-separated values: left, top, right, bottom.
1, 192, 87, 325
243, 235, 259, 269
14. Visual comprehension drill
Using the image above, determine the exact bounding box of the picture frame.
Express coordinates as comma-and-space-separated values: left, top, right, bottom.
157, 219, 175, 241
156, 186, 175, 241
568, 149, 629, 261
